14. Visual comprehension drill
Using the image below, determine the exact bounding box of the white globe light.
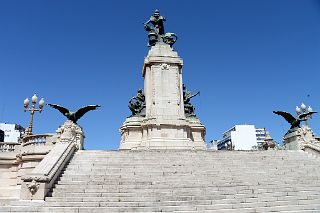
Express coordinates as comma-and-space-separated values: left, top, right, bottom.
295, 106, 301, 114
32, 94, 38, 103
308, 106, 313, 112
39, 98, 45, 107
24, 98, 29, 106
301, 102, 306, 111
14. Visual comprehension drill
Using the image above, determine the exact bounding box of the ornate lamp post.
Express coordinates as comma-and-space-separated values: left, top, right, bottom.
23, 94, 45, 135
295, 102, 313, 128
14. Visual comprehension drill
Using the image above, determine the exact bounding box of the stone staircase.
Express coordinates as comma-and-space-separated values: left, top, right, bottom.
0, 167, 19, 200
1, 150, 320, 212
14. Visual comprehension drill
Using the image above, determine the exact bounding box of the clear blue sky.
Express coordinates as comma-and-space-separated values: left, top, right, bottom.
1, 0, 320, 150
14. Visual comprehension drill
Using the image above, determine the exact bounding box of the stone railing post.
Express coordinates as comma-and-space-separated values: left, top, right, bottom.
56, 120, 85, 150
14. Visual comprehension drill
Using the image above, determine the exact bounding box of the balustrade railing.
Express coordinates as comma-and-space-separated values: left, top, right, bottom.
22, 134, 53, 147
0, 142, 20, 152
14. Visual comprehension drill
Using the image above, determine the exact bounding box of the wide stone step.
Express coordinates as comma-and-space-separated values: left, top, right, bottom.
45, 193, 320, 203
57, 175, 320, 181
69, 159, 313, 164
2, 202, 320, 213
52, 182, 320, 192
65, 164, 320, 169
48, 192, 320, 203
43, 200, 213, 207
62, 165, 319, 170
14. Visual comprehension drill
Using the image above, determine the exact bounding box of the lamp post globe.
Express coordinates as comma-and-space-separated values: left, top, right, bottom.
39, 98, 45, 112
24, 98, 29, 106
23, 98, 30, 112
301, 102, 306, 113
295, 106, 301, 115
31, 94, 38, 104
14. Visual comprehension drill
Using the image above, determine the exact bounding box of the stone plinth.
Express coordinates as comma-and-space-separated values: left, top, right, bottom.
283, 131, 302, 150
140, 117, 205, 150
119, 116, 144, 150
56, 120, 84, 150
120, 43, 206, 150
283, 126, 316, 150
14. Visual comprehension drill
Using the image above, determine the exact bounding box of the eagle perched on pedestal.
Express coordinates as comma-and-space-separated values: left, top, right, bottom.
48, 104, 101, 124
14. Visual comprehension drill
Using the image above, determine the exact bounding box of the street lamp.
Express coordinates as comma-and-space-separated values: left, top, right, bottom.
23, 94, 45, 135
295, 102, 313, 128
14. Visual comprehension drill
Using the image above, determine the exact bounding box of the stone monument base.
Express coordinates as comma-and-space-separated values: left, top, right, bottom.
283, 131, 302, 150
119, 116, 206, 150
283, 126, 316, 150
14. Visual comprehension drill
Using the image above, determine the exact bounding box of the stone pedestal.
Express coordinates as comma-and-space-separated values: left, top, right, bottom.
119, 116, 145, 150
120, 43, 206, 150
56, 120, 84, 150
283, 126, 316, 150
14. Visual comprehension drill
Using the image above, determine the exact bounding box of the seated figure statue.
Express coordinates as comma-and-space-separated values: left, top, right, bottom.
128, 89, 146, 117
183, 84, 199, 117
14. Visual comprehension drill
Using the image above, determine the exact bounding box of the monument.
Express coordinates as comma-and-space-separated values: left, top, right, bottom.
119, 10, 206, 150
273, 107, 318, 150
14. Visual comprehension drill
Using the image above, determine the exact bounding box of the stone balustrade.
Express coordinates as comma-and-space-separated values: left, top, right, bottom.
20, 121, 84, 200
0, 142, 21, 152
303, 142, 320, 157
22, 134, 53, 147
21, 142, 78, 200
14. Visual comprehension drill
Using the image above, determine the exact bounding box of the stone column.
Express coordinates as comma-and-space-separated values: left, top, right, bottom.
143, 43, 185, 120
119, 43, 206, 150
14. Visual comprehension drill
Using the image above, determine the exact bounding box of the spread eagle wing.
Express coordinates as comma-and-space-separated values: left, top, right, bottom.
47, 104, 70, 116
74, 105, 101, 122
273, 111, 296, 124
298, 111, 317, 119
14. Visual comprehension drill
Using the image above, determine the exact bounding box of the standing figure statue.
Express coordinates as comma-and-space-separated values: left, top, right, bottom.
128, 89, 146, 117
144, 10, 178, 47
183, 84, 200, 117
144, 9, 166, 35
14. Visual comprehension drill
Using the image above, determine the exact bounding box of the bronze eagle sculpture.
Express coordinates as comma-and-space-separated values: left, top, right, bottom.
273, 110, 317, 132
48, 104, 101, 124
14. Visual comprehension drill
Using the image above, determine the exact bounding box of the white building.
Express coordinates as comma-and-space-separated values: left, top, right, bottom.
0, 123, 25, 142
217, 125, 267, 150
255, 128, 267, 148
